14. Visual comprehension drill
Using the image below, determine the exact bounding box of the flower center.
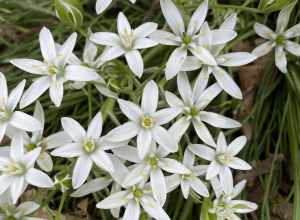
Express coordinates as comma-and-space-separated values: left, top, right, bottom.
275, 35, 285, 45
141, 116, 155, 129
190, 106, 199, 117
183, 34, 192, 45
133, 188, 144, 198
83, 138, 96, 153
216, 153, 232, 165
148, 156, 159, 167
120, 30, 134, 51
26, 143, 37, 151
48, 65, 59, 76
5, 161, 26, 176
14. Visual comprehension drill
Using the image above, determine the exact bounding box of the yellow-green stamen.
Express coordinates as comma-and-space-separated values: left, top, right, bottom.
141, 116, 154, 129
83, 138, 96, 153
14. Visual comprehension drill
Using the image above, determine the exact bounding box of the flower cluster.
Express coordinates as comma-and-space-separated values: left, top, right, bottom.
5, 0, 300, 219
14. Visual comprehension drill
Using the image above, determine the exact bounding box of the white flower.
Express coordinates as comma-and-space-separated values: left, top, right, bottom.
90, 12, 158, 77
181, 20, 256, 99
0, 133, 54, 204
210, 178, 257, 220
112, 143, 190, 205
188, 132, 251, 193
96, 183, 171, 220
51, 112, 125, 189
23, 101, 72, 172
10, 27, 100, 107
165, 148, 209, 199
0, 191, 43, 220
150, 0, 237, 79
252, 2, 300, 73
0, 72, 42, 142
166, 72, 241, 146
96, 0, 136, 14
105, 80, 180, 159
68, 35, 117, 98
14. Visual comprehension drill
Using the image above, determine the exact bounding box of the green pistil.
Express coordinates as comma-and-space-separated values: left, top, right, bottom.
183, 34, 192, 45
133, 188, 144, 198
83, 138, 96, 153
48, 65, 58, 75
275, 35, 285, 45
27, 143, 37, 151
216, 153, 232, 165
141, 116, 154, 129
6, 162, 26, 176
190, 106, 199, 117
149, 157, 158, 167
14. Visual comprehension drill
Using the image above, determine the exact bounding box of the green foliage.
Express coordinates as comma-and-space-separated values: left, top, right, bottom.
54, 0, 83, 28
258, 0, 295, 12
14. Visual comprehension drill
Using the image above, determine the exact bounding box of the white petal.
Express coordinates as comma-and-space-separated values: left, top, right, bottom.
189, 45, 217, 66
254, 23, 276, 40
183, 148, 195, 168
71, 177, 112, 197
39, 27, 56, 63
0, 123, 8, 142
276, 2, 295, 33
252, 41, 274, 58
83, 39, 98, 64
105, 122, 139, 142
123, 201, 140, 220
200, 111, 241, 128
37, 152, 53, 172
285, 23, 300, 38
181, 56, 202, 71
49, 80, 64, 107
96, 190, 129, 209
33, 101, 44, 132
0, 175, 13, 195
65, 65, 100, 81
217, 52, 257, 67
151, 168, 167, 205
232, 179, 247, 198
227, 136, 247, 156
112, 145, 140, 163
193, 165, 208, 176
141, 80, 158, 114
61, 117, 86, 142
133, 38, 158, 50
195, 83, 222, 110
177, 71, 193, 105
181, 179, 190, 199
0, 72, 8, 101
229, 157, 251, 170
212, 66, 243, 99
192, 66, 212, 99
219, 166, 233, 195
153, 108, 180, 125
72, 156, 93, 189
46, 131, 72, 149
285, 40, 300, 56
221, 13, 237, 30
169, 117, 190, 143
10, 59, 48, 75
95, 0, 112, 14
25, 168, 53, 187
275, 46, 287, 73
134, 22, 158, 38
191, 178, 209, 197
20, 76, 51, 108
159, 158, 190, 174
11, 176, 25, 204
23, 148, 41, 168
122, 164, 149, 187
140, 195, 171, 220
192, 119, 216, 147
87, 112, 103, 139
91, 149, 114, 173
216, 132, 227, 152
230, 200, 258, 213
137, 129, 152, 159
58, 33, 77, 66
90, 32, 120, 46
152, 126, 178, 152
165, 47, 187, 80
17, 201, 40, 215
206, 161, 222, 180
100, 46, 125, 62
165, 174, 181, 193
149, 30, 181, 46
187, 0, 208, 36
211, 29, 237, 44
51, 143, 83, 158
160, 0, 184, 36
109, 154, 130, 185
118, 99, 143, 122
165, 91, 184, 108
188, 144, 215, 161
117, 12, 132, 35
10, 111, 42, 132
10, 133, 24, 161
125, 50, 144, 77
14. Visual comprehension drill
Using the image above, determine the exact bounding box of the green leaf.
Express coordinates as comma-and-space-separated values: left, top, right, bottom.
200, 198, 217, 220
54, 0, 83, 28
258, 0, 295, 13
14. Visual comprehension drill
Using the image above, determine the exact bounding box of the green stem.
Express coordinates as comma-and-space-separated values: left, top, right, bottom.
213, 3, 264, 14
88, 84, 93, 121
55, 191, 67, 220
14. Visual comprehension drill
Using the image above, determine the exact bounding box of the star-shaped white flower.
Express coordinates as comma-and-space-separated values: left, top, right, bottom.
51, 112, 125, 189
96, 0, 136, 14
96, 183, 171, 220
0, 72, 42, 142
165, 148, 209, 199
11, 27, 101, 107
166, 72, 241, 146
105, 80, 180, 159
90, 12, 158, 77
252, 2, 300, 73
23, 101, 72, 172
150, 0, 238, 80
210, 177, 257, 220
112, 143, 190, 205
189, 132, 251, 193
0, 133, 54, 204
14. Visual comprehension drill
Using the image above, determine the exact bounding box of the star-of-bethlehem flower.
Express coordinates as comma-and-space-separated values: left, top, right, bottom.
165, 148, 209, 199
166, 72, 241, 147
0, 72, 42, 142
11, 27, 101, 107
252, 2, 300, 73
90, 12, 158, 77
180, 20, 256, 99
149, 0, 238, 80
0, 133, 54, 204
23, 101, 72, 172
96, 0, 136, 14
96, 183, 171, 220
210, 177, 257, 220
112, 143, 190, 205
0, 191, 42, 220
105, 80, 180, 159
51, 112, 126, 189
68, 35, 117, 98
189, 132, 251, 194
